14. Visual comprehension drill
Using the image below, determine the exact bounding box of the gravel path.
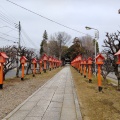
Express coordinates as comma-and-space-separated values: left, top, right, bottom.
0, 68, 61, 120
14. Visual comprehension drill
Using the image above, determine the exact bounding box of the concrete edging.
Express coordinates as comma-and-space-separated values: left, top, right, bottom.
70, 70, 82, 120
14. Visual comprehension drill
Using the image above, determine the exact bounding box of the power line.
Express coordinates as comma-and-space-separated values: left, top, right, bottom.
5, 29, 17, 34
0, 5, 18, 24
21, 28, 39, 48
0, 16, 15, 27
0, 25, 18, 31
0, 31, 18, 39
21, 34, 26, 46
0, 12, 18, 27
6, 0, 88, 35
0, 36, 18, 43
0, 5, 18, 28
0, 12, 16, 26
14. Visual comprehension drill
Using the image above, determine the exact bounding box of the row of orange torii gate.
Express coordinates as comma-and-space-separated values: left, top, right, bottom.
71, 50, 120, 92
0, 53, 62, 89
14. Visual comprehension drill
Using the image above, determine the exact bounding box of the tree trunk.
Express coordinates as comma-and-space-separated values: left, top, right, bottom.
16, 63, 22, 77
117, 77, 120, 90
3, 72, 5, 81
103, 76, 108, 86
26, 63, 31, 75
114, 64, 120, 90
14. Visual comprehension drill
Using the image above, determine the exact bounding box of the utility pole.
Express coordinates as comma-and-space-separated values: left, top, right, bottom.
18, 21, 21, 48
16, 21, 21, 77
118, 9, 120, 14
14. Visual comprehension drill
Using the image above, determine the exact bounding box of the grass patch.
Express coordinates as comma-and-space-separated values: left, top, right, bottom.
4, 67, 63, 85
70, 66, 120, 120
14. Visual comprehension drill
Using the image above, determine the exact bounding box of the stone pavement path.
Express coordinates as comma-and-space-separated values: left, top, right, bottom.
3, 66, 82, 120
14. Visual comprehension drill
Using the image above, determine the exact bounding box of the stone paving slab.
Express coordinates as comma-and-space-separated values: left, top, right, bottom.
2, 66, 82, 120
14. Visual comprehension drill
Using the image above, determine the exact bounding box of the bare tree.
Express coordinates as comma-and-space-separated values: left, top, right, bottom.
49, 32, 71, 59
0, 45, 37, 79
25, 49, 36, 75
101, 53, 114, 84
15, 46, 28, 77
0, 46, 17, 80
103, 31, 120, 89
80, 35, 95, 57
48, 39, 59, 57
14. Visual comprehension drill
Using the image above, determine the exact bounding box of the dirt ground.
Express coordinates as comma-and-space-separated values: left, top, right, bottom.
0, 67, 62, 120
70, 67, 120, 120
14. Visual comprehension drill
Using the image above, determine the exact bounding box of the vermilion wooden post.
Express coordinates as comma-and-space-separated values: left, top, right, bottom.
87, 57, 92, 83
83, 60, 87, 78
80, 60, 83, 75
32, 58, 37, 77
53, 58, 55, 69
59, 60, 61, 67
76, 57, 78, 71
44, 61, 46, 72
60, 60, 61, 67
54, 59, 56, 69
74, 58, 77, 70
0, 52, 8, 89
98, 64, 101, 86
42, 54, 48, 73
48, 56, 52, 71
76, 58, 78, 70
114, 50, 120, 89
39, 59, 42, 74
114, 49, 120, 64
71, 60, 74, 68
58, 60, 59, 67
33, 63, 36, 77
77, 57, 79, 71
96, 54, 105, 92
55, 59, 58, 68
51, 57, 53, 69
78, 55, 82, 73
57, 60, 59, 68
0, 63, 3, 89
21, 64, 24, 79
55, 59, 57, 68
20, 56, 27, 80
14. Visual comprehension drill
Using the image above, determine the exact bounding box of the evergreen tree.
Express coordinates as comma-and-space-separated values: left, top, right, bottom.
40, 40, 44, 55
40, 30, 48, 56
43, 30, 48, 40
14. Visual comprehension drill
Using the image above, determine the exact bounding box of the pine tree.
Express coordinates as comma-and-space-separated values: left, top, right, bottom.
40, 40, 44, 55
40, 30, 48, 56
43, 30, 48, 40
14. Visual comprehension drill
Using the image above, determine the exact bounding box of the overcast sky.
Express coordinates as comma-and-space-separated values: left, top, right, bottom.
0, 0, 120, 51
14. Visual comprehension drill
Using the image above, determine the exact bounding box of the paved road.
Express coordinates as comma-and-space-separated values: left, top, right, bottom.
107, 72, 118, 85
5, 69, 17, 79
107, 72, 117, 80
3, 66, 82, 120
5, 69, 32, 79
